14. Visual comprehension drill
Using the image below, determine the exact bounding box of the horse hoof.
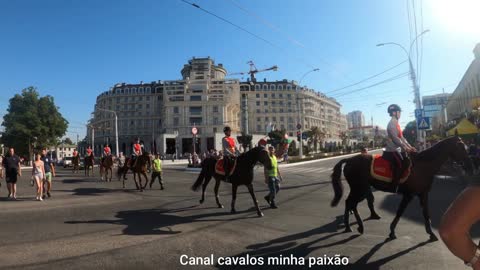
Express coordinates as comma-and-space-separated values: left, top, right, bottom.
199, 199, 204, 204
257, 212, 264, 217
230, 209, 236, 214
388, 233, 397, 240
344, 227, 353, 233
429, 234, 439, 242
357, 227, 364, 234
369, 214, 381, 220
218, 204, 224, 209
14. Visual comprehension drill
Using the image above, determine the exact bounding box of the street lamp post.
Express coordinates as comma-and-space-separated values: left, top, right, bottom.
377, 29, 430, 146
297, 68, 319, 158
97, 108, 119, 156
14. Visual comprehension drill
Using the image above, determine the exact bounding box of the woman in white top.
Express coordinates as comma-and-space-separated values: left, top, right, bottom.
32, 154, 45, 201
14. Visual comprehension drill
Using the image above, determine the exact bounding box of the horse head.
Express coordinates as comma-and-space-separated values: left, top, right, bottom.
247, 146, 272, 170
450, 136, 474, 175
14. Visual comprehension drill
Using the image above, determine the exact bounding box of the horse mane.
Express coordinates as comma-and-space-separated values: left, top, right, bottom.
414, 136, 457, 161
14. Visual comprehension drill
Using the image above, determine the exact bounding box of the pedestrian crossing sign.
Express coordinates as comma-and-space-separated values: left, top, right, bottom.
417, 117, 430, 130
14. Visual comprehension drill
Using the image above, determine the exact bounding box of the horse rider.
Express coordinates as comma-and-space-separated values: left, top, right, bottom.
73, 148, 78, 158
383, 104, 416, 193
101, 144, 111, 164
86, 146, 93, 157
222, 126, 239, 182
130, 138, 143, 167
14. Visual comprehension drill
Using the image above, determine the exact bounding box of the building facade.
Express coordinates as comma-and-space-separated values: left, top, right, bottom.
423, 93, 450, 135
346, 111, 365, 129
446, 43, 480, 122
88, 57, 346, 156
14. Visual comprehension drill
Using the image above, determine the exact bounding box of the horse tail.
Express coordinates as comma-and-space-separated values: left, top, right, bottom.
331, 159, 348, 207
191, 162, 207, 192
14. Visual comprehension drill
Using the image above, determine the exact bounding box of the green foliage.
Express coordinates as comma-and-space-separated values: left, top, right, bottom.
1, 87, 68, 157
236, 133, 253, 149
305, 126, 325, 152
268, 129, 288, 147
288, 140, 298, 156
63, 137, 74, 145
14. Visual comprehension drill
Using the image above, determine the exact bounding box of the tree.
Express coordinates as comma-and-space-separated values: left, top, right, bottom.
1, 87, 68, 158
403, 121, 417, 145
62, 137, 74, 145
305, 126, 325, 152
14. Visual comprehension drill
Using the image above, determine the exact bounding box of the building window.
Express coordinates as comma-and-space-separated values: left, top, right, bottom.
264, 101, 268, 106
265, 109, 269, 113
287, 85, 292, 90
265, 117, 269, 121
146, 96, 150, 101
173, 118, 179, 126
146, 87, 151, 93
255, 85, 260, 90
256, 101, 260, 106
280, 116, 284, 121
139, 87, 144, 93
257, 117, 261, 122
271, 93, 275, 98
132, 88, 137, 93
272, 117, 276, 122
263, 84, 268, 90
190, 117, 202, 125
256, 109, 261, 113
213, 106, 219, 113
278, 85, 283, 91
257, 125, 262, 131
280, 108, 284, 113
190, 95, 202, 101
173, 107, 179, 114
270, 85, 275, 90
256, 93, 260, 98
190, 106, 202, 115
146, 104, 150, 109
279, 93, 283, 98
213, 117, 219, 125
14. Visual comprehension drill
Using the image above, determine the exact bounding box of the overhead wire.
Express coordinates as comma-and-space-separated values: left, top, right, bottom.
331, 72, 410, 98
323, 60, 407, 95
179, 0, 315, 69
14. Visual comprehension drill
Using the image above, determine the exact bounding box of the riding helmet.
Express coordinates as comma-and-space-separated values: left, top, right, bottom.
223, 126, 231, 132
387, 104, 402, 115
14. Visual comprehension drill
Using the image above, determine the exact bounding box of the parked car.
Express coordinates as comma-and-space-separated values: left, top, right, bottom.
63, 157, 74, 168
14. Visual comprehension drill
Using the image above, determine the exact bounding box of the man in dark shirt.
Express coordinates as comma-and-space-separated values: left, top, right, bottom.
41, 148, 56, 199
2, 148, 22, 200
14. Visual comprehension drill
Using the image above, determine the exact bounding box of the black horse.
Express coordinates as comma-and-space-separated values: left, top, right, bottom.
192, 146, 272, 217
331, 136, 472, 241
84, 153, 95, 177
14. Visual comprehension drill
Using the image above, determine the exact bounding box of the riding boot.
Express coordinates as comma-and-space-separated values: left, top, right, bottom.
224, 158, 231, 183
391, 166, 402, 193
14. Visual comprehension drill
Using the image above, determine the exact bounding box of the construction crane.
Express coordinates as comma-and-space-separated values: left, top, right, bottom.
228, 61, 278, 82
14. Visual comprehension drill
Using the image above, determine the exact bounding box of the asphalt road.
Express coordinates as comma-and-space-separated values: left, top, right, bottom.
0, 152, 476, 270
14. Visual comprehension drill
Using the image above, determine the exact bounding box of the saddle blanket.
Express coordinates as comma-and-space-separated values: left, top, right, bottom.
215, 158, 237, 176
370, 154, 410, 183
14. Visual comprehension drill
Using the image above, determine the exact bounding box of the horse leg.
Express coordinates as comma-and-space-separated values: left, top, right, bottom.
142, 172, 148, 190
419, 193, 438, 241
200, 175, 212, 204
389, 193, 414, 240
353, 205, 364, 234
247, 183, 263, 217
343, 194, 354, 233
366, 189, 381, 220
133, 173, 140, 190
214, 178, 224, 208
230, 184, 238, 214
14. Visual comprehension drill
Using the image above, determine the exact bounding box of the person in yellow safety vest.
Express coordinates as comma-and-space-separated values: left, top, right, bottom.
264, 146, 283, 209
222, 126, 238, 182
149, 153, 164, 190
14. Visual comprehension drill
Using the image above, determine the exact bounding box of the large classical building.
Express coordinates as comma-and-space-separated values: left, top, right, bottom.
87, 57, 346, 156
445, 43, 480, 122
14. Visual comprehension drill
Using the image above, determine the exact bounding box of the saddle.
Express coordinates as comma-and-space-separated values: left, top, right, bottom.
215, 157, 237, 176
370, 154, 411, 183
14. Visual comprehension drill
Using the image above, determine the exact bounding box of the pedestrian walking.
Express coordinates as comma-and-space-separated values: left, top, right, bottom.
32, 153, 45, 201
149, 153, 164, 189
2, 148, 22, 200
41, 148, 56, 199
264, 146, 283, 209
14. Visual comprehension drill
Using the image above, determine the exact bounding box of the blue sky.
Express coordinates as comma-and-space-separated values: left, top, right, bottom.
1, 0, 479, 140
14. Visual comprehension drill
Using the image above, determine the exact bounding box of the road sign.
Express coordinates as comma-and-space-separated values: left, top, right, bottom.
417, 117, 430, 130
302, 133, 307, 140
192, 127, 197, 135
296, 123, 302, 129
415, 109, 424, 119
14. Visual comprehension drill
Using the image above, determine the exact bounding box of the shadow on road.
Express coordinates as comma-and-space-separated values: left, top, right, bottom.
65, 206, 262, 236
378, 178, 480, 237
